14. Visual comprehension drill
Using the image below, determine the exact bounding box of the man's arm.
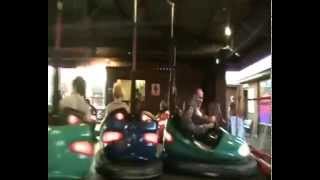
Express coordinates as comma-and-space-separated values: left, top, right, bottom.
181, 105, 214, 136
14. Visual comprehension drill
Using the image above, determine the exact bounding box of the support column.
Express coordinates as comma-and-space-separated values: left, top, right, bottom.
203, 62, 215, 107
130, 0, 138, 113
203, 61, 227, 120
214, 63, 227, 120
203, 62, 227, 119
52, 0, 63, 114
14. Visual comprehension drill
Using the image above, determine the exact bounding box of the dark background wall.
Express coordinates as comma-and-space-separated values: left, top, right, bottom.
106, 59, 226, 116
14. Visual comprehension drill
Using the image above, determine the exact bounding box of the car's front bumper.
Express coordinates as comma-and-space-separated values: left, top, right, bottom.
95, 150, 163, 179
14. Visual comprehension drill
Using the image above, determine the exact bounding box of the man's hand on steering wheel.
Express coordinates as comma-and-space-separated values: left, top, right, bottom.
206, 120, 220, 135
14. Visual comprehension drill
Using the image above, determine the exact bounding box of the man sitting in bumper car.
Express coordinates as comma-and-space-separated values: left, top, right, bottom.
180, 88, 218, 146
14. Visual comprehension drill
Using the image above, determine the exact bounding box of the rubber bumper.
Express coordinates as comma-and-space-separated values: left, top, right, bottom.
164, 157, 259, 178
95, 150, 163, 179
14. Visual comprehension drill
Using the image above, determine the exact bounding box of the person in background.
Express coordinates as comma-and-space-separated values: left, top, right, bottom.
133, 89, 145, 114
207, 101, 227, 129
230, 102, 245, 140
228, 96, 236, 119
136, 89, 142, 101
104, 82, 130, 118
174, 98, 186, 117
227, 96, 236, 132
181, 88, 216, 136
95, 82, 129, 134
160, 99, 169, 112
59, 76, 91, 122
174, 95, 185, 117
156, 99, 170, 121
156, 99, 170, 144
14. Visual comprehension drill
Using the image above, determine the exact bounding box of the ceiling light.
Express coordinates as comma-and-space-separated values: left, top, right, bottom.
225, 26, 232, 37
216, 58, 220, 64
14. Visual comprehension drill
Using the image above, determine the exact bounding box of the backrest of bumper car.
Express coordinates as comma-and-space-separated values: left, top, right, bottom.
104, 108, 129, 130
63, 107, 85, 119
48, 107, 85, 126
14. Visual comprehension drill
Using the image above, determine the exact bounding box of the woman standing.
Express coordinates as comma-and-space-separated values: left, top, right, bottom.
229, 102, 245, 140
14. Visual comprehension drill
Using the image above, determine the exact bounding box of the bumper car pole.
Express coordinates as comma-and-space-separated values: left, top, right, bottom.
130, 0, 138, 113
52, 0, 64, 114
167, 0, 176, 113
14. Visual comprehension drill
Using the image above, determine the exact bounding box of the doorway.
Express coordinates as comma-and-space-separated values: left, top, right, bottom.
114, 79, 146, 109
